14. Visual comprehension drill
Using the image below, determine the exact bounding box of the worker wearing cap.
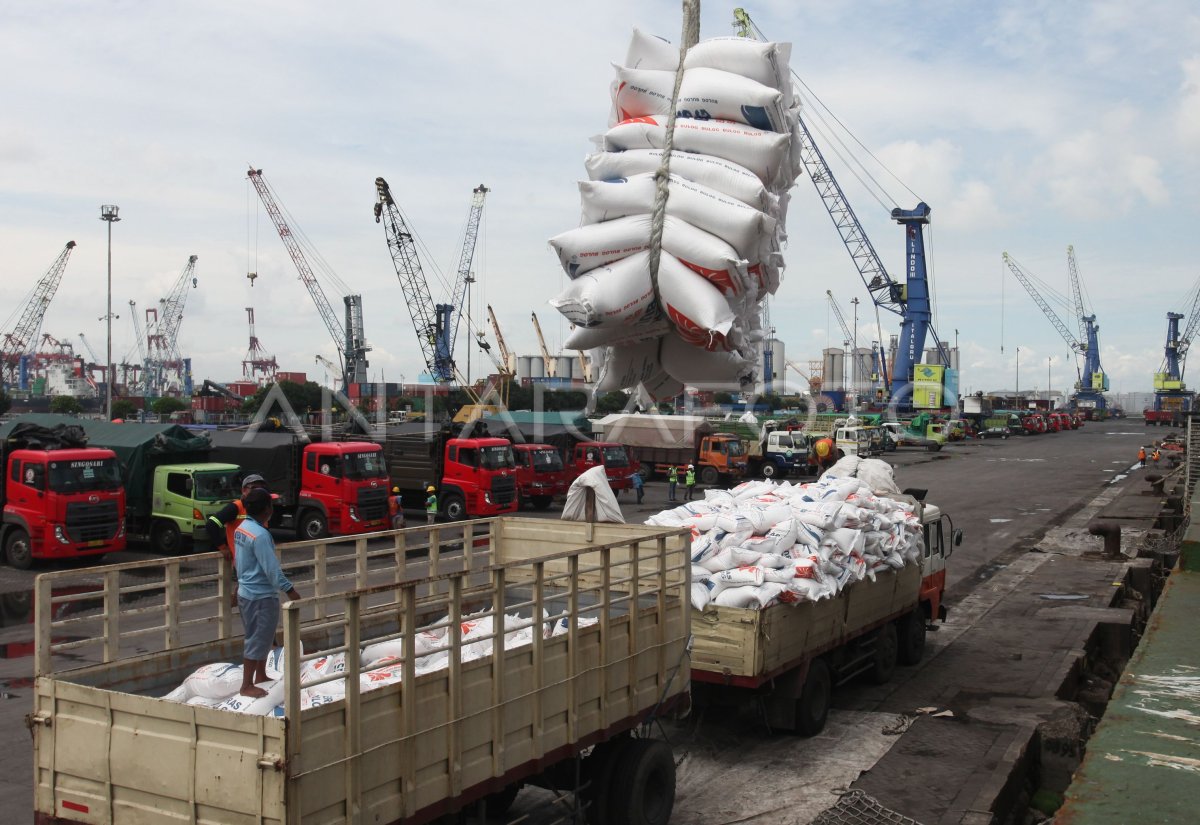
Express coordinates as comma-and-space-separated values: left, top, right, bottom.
389, 486, 406, 530
206, 473, 270, 563
425, 486, 438, 524
684, 464, 696, 501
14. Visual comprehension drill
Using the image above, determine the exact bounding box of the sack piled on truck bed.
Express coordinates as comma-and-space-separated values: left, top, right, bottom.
645, 467, 924, 611
159, 609, 598, 716
546, 28, 801, 401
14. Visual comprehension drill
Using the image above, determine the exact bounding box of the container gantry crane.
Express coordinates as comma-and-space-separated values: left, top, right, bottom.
143, 255, 198, 398
734, 9, 948, 411
373, 177, 488, 384
1001, 250, 1108, 417
243, 307, 278, 384
1152, 276, 1200, 418
1, 241, 76, 390
248, 167, 370, 391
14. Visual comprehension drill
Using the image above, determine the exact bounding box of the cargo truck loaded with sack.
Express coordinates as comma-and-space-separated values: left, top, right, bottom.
593, 413, 747, 485
32, 517, 691, 825
205, 430, 390, 539
648, 467, 959, 735
0, 422, 126, 569
7, 415, 238, 555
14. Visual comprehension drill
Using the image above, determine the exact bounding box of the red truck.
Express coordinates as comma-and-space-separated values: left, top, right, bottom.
207, 431, 390, 540
373, 425, 519, 520
511, 443, 570, 510
0, 423, 126, 569
568, 441, 638, 491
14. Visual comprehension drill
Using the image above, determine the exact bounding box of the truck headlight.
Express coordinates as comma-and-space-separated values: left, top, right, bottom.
54, 525, 71, 545
484, 493, 493, 504
348, 506, 360, 522
116, 518, 126, 539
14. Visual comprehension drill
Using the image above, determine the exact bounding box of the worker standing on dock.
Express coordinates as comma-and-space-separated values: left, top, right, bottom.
684, 464, 696, 501
1151, 448, 1161, 466
667, 465, 678, 502
632, 469, 644, 504
234, 487, 302, 698
1138, 446, 1146, 465
425, 485, 438, 524
389, 486, 406, 530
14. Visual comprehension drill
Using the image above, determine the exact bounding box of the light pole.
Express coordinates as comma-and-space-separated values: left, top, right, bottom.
850, 297, 859, 407
1047, 357, 1052, 409
1015, 346, 1020, 406
100, 205, 120, 419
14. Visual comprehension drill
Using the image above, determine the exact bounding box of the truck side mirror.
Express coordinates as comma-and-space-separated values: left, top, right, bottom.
954, 529, 963, 547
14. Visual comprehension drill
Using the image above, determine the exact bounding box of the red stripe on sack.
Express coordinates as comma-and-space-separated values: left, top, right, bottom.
618, 116, 659, 126
677, 258, 739, 295
666, 305, 728, 352
62, 801, 90, 813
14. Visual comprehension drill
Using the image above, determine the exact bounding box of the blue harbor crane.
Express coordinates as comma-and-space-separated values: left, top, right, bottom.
1150, 276, 1200, 423
1002, 248, 1108, 418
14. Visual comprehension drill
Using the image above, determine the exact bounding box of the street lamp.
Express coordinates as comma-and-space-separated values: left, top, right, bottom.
99, 205, 120, 420
1047, 357, 1052, 409
850, 297, 859, 406
1015, 346, 1020, 406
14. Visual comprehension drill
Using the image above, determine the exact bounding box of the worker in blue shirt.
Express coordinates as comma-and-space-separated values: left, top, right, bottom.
234, 487, 301, 698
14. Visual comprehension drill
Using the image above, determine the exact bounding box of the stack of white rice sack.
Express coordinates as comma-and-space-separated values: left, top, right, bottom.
645, 467, 924, 611
548, 29, 801, 400
161, 610, 596, 716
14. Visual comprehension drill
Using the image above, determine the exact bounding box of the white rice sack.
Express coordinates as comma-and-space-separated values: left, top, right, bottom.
684, 37, 794, 106
593, 339, 666, 392
758, 518, 798, 554
565, 319, 671, 351
712, 585, 761, 608
692, 564, 714, 580
550, 251, 656, 329
753, 582, 788, 608
755, 552, 789, 569
300, 682, 348, 709
586, 150, 771, 212
216, 679, 285, 716
184, 695, 223, 708
174, 662, 244, 702
360, 659, 405, 691
742, 502, 792, 534
713, 565, 765, 586
549, 215, 754, 298
691, 579, 716, 611
600, 116, 795, 189
660, 332, 755, 388
625, 27, 678, 70
699, 546, 739, 572
612, 66, 789, 133
303, 652, 347, 683
579, 174, 778, 264
763, 566, 797, 584
690, 531, 721, 565
703, 489, 738, 508
548, 616, 600, 637
718, 529, 754, 550
658, 252, 736, 349
821, 454, 861, 480
783, 578, 831, 603
856, 459, 900, 494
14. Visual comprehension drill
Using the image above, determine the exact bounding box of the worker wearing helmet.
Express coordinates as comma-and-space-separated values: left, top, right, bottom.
388, 486, 406, 530
425, 485, 438, 524
684, 464, 697, 501
812, 437, 835, 471
1137, 446, 1146, 464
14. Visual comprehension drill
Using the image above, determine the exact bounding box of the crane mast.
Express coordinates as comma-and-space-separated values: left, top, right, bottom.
144, 255, 198, 397
487, 305, 516, 374
2, 241, 76, 390
444, 185, 489, 369
248, 167, 368, 390
531, 312, 556, 377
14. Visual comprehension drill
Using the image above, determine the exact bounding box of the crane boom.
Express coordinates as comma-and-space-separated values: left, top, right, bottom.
825, 291, 853, 342
78, 333, 101, 365
487, 305, 515, 373
1178, 277, 1200, 367
1001, 253, 1083, 354
373, 176, 447, 381
158, 255, 198, 365
1067, 245, 1088, 345
2, 240, 76, 388
531, 312, 556, 377
248, 167, 368, 389
444, 185, 489, 368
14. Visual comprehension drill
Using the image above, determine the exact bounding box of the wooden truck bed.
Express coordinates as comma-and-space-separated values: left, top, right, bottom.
691, 563, 920, 687
33, 517, 689, 825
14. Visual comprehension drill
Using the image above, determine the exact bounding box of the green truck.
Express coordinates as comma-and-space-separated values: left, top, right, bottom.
8, 415, 240, 553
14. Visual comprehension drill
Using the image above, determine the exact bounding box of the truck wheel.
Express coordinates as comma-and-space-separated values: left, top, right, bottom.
927, 443, 942, 452
4, 529, 33, 570
795, 658, 831, 736
298, 511, 328, 541
484, 783, 521, 817
583, 736, 628, 825
869, 623, 899, 684
761, 463, 777, 479
699, 466, 719, 486
607, 738, 675, 825
897, 609, 927, 666
151, 520, 182, 555
531, 495, 553, 511
443, 494, 466, 522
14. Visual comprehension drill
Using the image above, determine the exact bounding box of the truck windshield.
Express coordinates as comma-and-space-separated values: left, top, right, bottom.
193, 470, 240, 502
725, 440, 745, 456
530, 449, 563, 473
47, 458, 122, 494
480, 445, 515, 470
344, 451, 388, 480
602, 446, 629, 467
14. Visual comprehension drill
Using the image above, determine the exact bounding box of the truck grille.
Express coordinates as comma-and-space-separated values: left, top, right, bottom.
491, 475, 517, 506
64, 501, 120, 543
356, 487, 389, 521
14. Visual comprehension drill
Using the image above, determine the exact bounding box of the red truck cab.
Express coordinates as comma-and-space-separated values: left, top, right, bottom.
570, 442, 637, 491
298, 442, 390, 539
439, 437, 519, 521
511, 443, 569, 511
1, 448, 126, 569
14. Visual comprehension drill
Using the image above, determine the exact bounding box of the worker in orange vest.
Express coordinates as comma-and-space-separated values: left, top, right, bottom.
1151, 449, 1161, 466
1137, 446, 1146, 464
206, 474, 270, 562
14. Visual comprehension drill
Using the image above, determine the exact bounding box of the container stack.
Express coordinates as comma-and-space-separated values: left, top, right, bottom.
548, 28, 801, 401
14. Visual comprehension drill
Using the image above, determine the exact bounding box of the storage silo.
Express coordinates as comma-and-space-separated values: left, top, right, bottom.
768, 339, 785, 383
528, 355, 545, 379
822, 347, 844, 392
853, 347, 875, 389
516, 356, 534, 381
556, 355, 576, 381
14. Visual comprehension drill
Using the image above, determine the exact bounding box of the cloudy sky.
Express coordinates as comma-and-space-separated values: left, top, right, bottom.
2, 1, 1198, 400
